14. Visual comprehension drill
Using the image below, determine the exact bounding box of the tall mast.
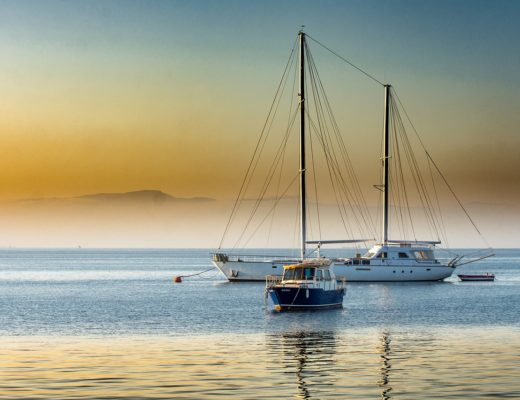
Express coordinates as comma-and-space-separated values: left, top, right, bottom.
382, 84, 391, 245
299, 31, 307, 260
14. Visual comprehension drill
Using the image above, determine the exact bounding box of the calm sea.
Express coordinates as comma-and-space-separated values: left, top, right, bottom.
0, 248, 519, 399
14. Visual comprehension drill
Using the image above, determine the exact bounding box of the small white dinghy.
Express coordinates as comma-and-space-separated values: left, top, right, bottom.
457, 273, 495, 282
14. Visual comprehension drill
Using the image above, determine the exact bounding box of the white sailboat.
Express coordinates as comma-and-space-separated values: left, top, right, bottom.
331, 84, 461, 281
212, 31, 492, 282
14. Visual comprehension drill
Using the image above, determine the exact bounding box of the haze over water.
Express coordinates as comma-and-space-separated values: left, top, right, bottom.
1, 248, 519, 399
1, 0, 520, 249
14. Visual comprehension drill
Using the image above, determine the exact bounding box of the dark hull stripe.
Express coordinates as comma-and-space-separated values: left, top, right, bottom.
234, 278, 448, 282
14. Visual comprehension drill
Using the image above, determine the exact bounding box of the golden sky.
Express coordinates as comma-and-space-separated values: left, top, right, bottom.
0, 1, 519, 247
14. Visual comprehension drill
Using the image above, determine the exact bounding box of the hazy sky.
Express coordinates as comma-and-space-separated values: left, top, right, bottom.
0, 0, 519, 247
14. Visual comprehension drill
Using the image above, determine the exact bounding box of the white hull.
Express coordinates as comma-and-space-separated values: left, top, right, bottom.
212, 260, 289, 282
332, 262, 454, 281
213, 259, 455, 282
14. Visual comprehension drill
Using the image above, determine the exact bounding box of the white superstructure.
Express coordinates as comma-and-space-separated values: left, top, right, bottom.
331, 242, 454, 282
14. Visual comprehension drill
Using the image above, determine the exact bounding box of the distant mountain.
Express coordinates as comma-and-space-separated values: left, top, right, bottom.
77, 190, 215, 204
10, 190, 215, 205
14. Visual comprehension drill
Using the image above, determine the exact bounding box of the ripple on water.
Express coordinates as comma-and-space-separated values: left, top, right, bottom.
1, 327, 519, 399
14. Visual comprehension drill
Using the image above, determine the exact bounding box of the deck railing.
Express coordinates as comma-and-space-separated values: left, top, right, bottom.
265, 275, 347, 290
212, 252, 300, 264
265, 275, 283, 288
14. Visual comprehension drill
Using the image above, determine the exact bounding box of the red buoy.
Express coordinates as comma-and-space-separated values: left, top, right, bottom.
174, 276, 182, 283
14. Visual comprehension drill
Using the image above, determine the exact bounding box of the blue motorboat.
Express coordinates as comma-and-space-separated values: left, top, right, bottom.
266, 261, 346, 312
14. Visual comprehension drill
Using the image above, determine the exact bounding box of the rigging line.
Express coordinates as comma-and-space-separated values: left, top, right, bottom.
303, 46, 318, 242
395, 119, 417, 241
232, 69, 300, 249
267, 65, 298, 247
267, 118, 291, 247
306, 34, 385, 87
316, 108, 375, 240
240, 51, 298, 217
307, 69, 371, 243
428, 151, 487, 240
427, 157, 449, 247
392, 99, 441, 240
234, 106, 299, 249
306, 112, 357, 241
305, 52, 366, 236
391, 92, 447, 243
308, 113, 322, 240
308, 108, 367, 241
266, 136, 287, 248
267, 52, 301, 247
391, 109, 412, 240
391, 99, 424, 240
304, 86, 350, 228
232, 107, 299, 250
391, 88, 490, 246
219, 37, 298, 249
391, 96, 437, 234
305, 104, 349, 233
391, 109, 414, 240
306, 46, 378, 238
241, 173, 300, 249
308, 54, 370, 238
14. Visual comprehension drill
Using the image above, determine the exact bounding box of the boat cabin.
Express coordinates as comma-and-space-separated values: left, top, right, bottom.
364, 244, 435, 260
266, 261, 346, 312
268, 261, 344, 291
342, 242, 441, 266
282, 263, 334, 282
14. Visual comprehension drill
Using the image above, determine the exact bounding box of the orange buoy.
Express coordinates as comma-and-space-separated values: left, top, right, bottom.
174, 276, 182, 283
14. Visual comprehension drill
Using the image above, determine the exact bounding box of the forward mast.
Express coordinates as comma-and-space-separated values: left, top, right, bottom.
299, 31, 307, 260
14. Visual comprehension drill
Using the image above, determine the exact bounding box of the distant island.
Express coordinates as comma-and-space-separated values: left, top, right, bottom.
12, 190, 216, 204
78, 190, 215, 204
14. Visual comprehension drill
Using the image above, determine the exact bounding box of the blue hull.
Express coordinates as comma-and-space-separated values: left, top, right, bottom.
267, 286, 345, 312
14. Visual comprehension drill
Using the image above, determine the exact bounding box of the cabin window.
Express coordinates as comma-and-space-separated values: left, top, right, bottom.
316, 269, 323, 281
284, 268, 299, 280
323, 269, 331, 281
413, 250, 434, 260
398, 252, 409, 258
284, 267, 316, 280
283, 269, 294, 280
353, 259, 360, 265
376, 252, 388, 259
293, 268, 304, 280
362, 259, 370, 265
304, 268, 315, 280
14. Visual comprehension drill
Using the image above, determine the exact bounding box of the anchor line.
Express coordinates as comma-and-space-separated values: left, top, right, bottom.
178, 268, 215, 278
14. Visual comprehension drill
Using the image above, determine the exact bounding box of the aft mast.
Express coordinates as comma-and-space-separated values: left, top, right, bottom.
299, 30, 307, 260
382, 84, 391, 245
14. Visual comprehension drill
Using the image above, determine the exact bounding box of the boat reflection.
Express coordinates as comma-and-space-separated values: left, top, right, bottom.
378, 330, 393, 399
266, 330, 336, 399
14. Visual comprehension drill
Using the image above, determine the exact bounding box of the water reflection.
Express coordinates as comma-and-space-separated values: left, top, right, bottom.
378, 330, 392, 399
2, 328, 520, 399
267, 331, 336, 399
